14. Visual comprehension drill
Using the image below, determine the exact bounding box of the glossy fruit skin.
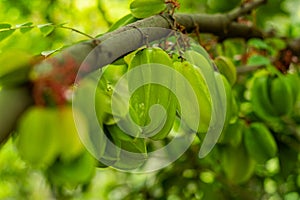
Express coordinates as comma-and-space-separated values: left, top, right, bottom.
95, 64, 128, 125
214, 56, 237, 86
269, 75, 294, 116
285, 73, 300, 104
16, 106, 88, 167
251, 73, 297, 121
183, 50, 233, 158
221, 143, 256, 184
107, 124, 147, 170
182, 50, 216, 133
244, 122, 277, 164
214, 72, 233, 129
174, 61, 212, 133
16, 107, 60, 167
251, 74, 279, 122
58, 107, 87, 161
218, 119, 244, 147
17, 106, 95, 186
184, 50, 215, 86
127, 47, 177, 140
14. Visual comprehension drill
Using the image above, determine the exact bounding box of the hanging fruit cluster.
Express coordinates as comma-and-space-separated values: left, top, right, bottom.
92, 45, 234, 169
251, 72, 300, 121
0, 36, 235, 188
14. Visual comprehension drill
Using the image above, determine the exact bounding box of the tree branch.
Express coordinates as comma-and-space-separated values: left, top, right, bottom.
174, 14, 263, 39
34, 7, 266, 73
226, 0, 267, 21
236, 65, 265, 74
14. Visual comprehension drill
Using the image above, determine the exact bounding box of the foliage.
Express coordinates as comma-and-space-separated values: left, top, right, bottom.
1, 0, 300, 200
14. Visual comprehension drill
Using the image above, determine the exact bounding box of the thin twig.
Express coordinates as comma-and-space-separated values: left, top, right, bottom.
58, 25, 95, 39
0, 24, 96, 40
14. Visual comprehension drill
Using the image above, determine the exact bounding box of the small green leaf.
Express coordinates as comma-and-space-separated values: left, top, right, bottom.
130, 0, 166, 19
18, 22, 34, 33
0, 23, 11, 29
0, 29, 15, 41
56, 22, 68, 27
247, 55, 271, 66
38, 23, 55, 36
0, 51, 32, 76
0, 51, 32, 86
248, 38, 271, 50
265, 38, 287, 52
108, 14, 137, 32
19, 22, 33, 26
47, 151, 95, 186
207, 0, 241, 13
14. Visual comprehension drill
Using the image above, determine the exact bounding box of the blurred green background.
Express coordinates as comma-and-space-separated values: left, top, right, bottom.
1, 0, 300, 200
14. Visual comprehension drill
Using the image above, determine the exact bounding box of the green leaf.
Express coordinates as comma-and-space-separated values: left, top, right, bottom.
130, 0, 166, 19
47, 151, 95, 187
56, 22, 68, 27
256, 0, 287, 28
248, 38, 271, 50
38, 23, 55, 36
0, 51, 32, 76
0, 23, 11, 29
265, 38, 286, 51
0, 29, 15, 41
0, 51, 32, 86
207, 0, 241, 13
18, 22, 34, 33
247, 55, 271, 66
108, 14, 137, 32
